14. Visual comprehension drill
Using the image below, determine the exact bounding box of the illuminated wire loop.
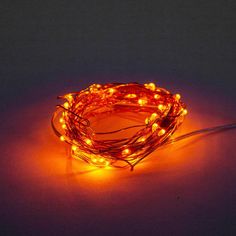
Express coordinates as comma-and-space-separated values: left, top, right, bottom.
51, 82, 187, 170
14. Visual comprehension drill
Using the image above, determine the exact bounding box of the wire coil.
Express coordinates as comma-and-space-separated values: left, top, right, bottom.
51, 82, 187, 170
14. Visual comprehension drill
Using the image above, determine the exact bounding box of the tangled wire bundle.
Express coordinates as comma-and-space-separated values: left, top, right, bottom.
51, 82, 187, 170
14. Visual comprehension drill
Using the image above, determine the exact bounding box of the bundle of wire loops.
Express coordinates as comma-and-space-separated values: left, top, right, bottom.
51, 82, 188, 170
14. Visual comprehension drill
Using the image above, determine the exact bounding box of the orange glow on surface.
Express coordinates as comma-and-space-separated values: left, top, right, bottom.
0, 84, 235, 236
3, 95, 234, 191
1, 79, 235, 236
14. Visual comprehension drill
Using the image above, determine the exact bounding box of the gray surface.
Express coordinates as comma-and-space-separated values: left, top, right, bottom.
1, 1, 236, 235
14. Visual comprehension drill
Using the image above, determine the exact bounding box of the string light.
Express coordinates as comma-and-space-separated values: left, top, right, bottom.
51, 82, 187, 170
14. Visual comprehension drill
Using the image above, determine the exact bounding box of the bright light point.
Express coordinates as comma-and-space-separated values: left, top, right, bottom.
138, 99, 147, 106
99, 158, 104, 163
154, 94, 160, 99
145, 117, 150, 125
92, 158, 97, 163
145, 82, 156, 91
125, 93, 137, 98
108, 88, 115, 94
148, 82, 156, 91
62, 124, 67, 129
85, 138, 92, 145
64, 102, 69, 109
66, 94, 73, 101
158, 129, 166, 136
158, 104, 164, 110
150, 113, 158, 121
138, 137, 146, 142
60, 136, 65, 141
174, 93, 181, 100
122, 148, 131, 156
182, 109, 188, 115
71, 145, 77, 151
152, 123, 158, 132
59, 117, 64, 123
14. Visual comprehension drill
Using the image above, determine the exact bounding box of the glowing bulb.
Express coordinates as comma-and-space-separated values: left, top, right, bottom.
62, 124, 67, 129
92, 158, 97, 163
66, 94, 73, 102
138, 99, 147, 106
138, 136, 146, 142
174, 93, 181, 101
99, 158, 104, 163
152, 123, 158, 132
122, 148, 131, 156
154, 94, 160, 99
182, 109, 188, 115
60, 136, 65, 141
64, 102, 69, 109
158, 129, 166, 136
59, 117, 64, 123
150, 113, 158, 121
85, 138, 92, 145
125, 93, 137, 98
148, 82, 156, 91
71, 145, 77, 151
108, 88, 116, 94
145, 82, 156, 91
158, 104, 164, 111
145, 117, 150, 125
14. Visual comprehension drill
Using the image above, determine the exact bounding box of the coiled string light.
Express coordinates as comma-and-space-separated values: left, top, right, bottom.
51, 82, 188, 170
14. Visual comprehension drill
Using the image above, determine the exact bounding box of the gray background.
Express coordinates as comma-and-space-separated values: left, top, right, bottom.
1, 1, 236, 235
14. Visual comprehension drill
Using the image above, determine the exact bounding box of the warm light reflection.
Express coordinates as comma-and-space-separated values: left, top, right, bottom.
2, 81, 234, 199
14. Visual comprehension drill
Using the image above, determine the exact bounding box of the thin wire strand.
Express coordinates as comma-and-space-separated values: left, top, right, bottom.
167, 122, 236, 145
